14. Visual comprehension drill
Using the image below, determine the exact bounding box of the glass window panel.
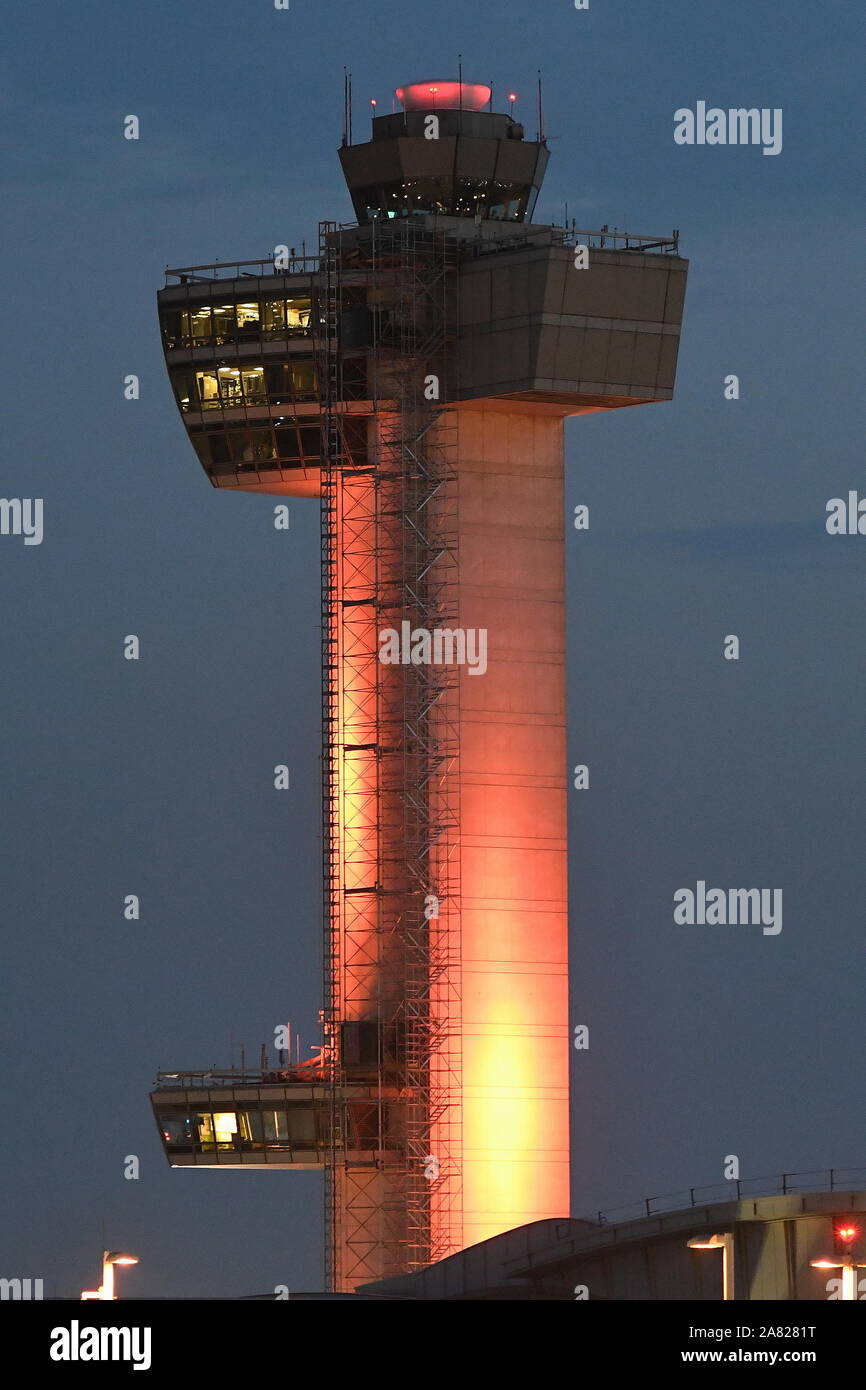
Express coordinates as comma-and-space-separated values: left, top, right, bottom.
161, 311, 182, 347
228, 429, 276, 464
236, 301, 260, 326
298, 426, 321, 460
265, 364, 291, 403
217, 366, 242, 405
286, 1107, 317, 1144
263, 1110, 290, 1142
187, 306, 213, 344
171, 371, 194, 411
275, 427, 300, 461
212, 1111, 238, 1145
189, 432, 210, 466
286, 297, 311, 330
291, 361, 316, 397
207, 432, 230, 465
241, 1110, 264, 1143
195, 371, 221, 408
262, 299, 286, 334
262, 298, 311, 336
240, 366, 266, 404
160, 1115, 193, 1145
196, 1113, 215, 1144
211, 304, 236, 341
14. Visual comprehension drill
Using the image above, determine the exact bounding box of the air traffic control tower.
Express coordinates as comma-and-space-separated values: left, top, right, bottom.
151, 79, 688, 1292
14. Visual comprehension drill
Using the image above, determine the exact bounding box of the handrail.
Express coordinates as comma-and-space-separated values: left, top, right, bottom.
164, 257, 320, 284
581, 1167, 866, 1227
163, 222, 681, 285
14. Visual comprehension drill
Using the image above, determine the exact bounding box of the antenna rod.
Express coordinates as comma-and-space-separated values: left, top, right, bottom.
537, 69, 543, 142
348, 70, 353, 145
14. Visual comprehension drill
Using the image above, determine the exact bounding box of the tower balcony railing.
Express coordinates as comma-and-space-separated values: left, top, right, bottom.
163, 222, 681, 287
153, 1065, 335, 1088
164, 256, 321, 285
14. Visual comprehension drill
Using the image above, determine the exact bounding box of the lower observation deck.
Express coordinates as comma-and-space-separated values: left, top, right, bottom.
151, 1068, 402, 1170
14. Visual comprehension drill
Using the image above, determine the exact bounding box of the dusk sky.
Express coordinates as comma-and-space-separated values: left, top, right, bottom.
1, 0, 863, 1297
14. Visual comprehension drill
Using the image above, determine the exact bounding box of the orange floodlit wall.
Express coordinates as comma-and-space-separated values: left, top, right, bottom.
448, 407, 570, 1247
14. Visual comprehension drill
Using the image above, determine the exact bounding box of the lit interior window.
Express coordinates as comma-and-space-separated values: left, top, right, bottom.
194, 366, 266, 407
262, 298, 311, 335
212, 1112, 238, 1144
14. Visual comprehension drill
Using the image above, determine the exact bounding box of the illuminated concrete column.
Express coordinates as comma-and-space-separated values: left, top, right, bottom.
446, 406, 570, 1247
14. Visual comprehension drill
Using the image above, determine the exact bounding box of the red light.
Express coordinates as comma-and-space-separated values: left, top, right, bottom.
837, 1225, 859, 1243
396, 80, 491, 113
508, 93, 517, 103
370, 98, 377, 107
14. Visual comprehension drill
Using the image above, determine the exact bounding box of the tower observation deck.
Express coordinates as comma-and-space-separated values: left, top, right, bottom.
151, 77, 688, 1292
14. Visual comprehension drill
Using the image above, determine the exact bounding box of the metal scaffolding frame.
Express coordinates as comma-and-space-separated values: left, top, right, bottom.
318, 218, 463, 1290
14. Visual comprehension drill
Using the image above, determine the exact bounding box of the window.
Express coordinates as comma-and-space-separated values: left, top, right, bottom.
263, 1110, 290, 1143
196, 370, 221, 407
196, 1112, 217, 1147
240, 1111, 264, 1144
262, 297, 312, 338
211, 304, 237, 342
193, 366, 267, 408
227, 428, 277, 465
236, 301, 260, 328
212, 1112, 239, 1145
298, 425, 321, 459
161, 310, 182, 348
240, 365, 266, 403
275, 427, 300, 461
186, 306, 213, 345
160, 1114, 194, 1145
354, 178, 531, 221
291, 360, 316, 397
171, 370, 195, 410
286, 1107, 317, 1144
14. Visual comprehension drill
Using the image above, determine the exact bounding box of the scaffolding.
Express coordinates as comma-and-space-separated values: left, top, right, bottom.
318, 218, 462, 1290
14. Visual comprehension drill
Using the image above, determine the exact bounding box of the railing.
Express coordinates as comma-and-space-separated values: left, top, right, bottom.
153, 1067, 331, 1088
467, 223, 680, 259
164, 256, 320, 285
163, 221, 681, 287
557, 225, 680, 253
581, 1168, 866, 1227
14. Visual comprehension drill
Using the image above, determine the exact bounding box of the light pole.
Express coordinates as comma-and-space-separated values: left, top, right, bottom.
80, 1250, 139, 1301
688, 1232, 735, 1300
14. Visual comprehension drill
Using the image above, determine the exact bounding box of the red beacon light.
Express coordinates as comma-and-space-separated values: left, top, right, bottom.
837, 1224, 859, 1243
395, 80, 491, 112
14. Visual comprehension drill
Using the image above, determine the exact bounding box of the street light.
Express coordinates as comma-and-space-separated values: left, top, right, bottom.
80, 1250, 139, 1301
811, 1223, 865, 1300
688, 1232, 734, 1300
